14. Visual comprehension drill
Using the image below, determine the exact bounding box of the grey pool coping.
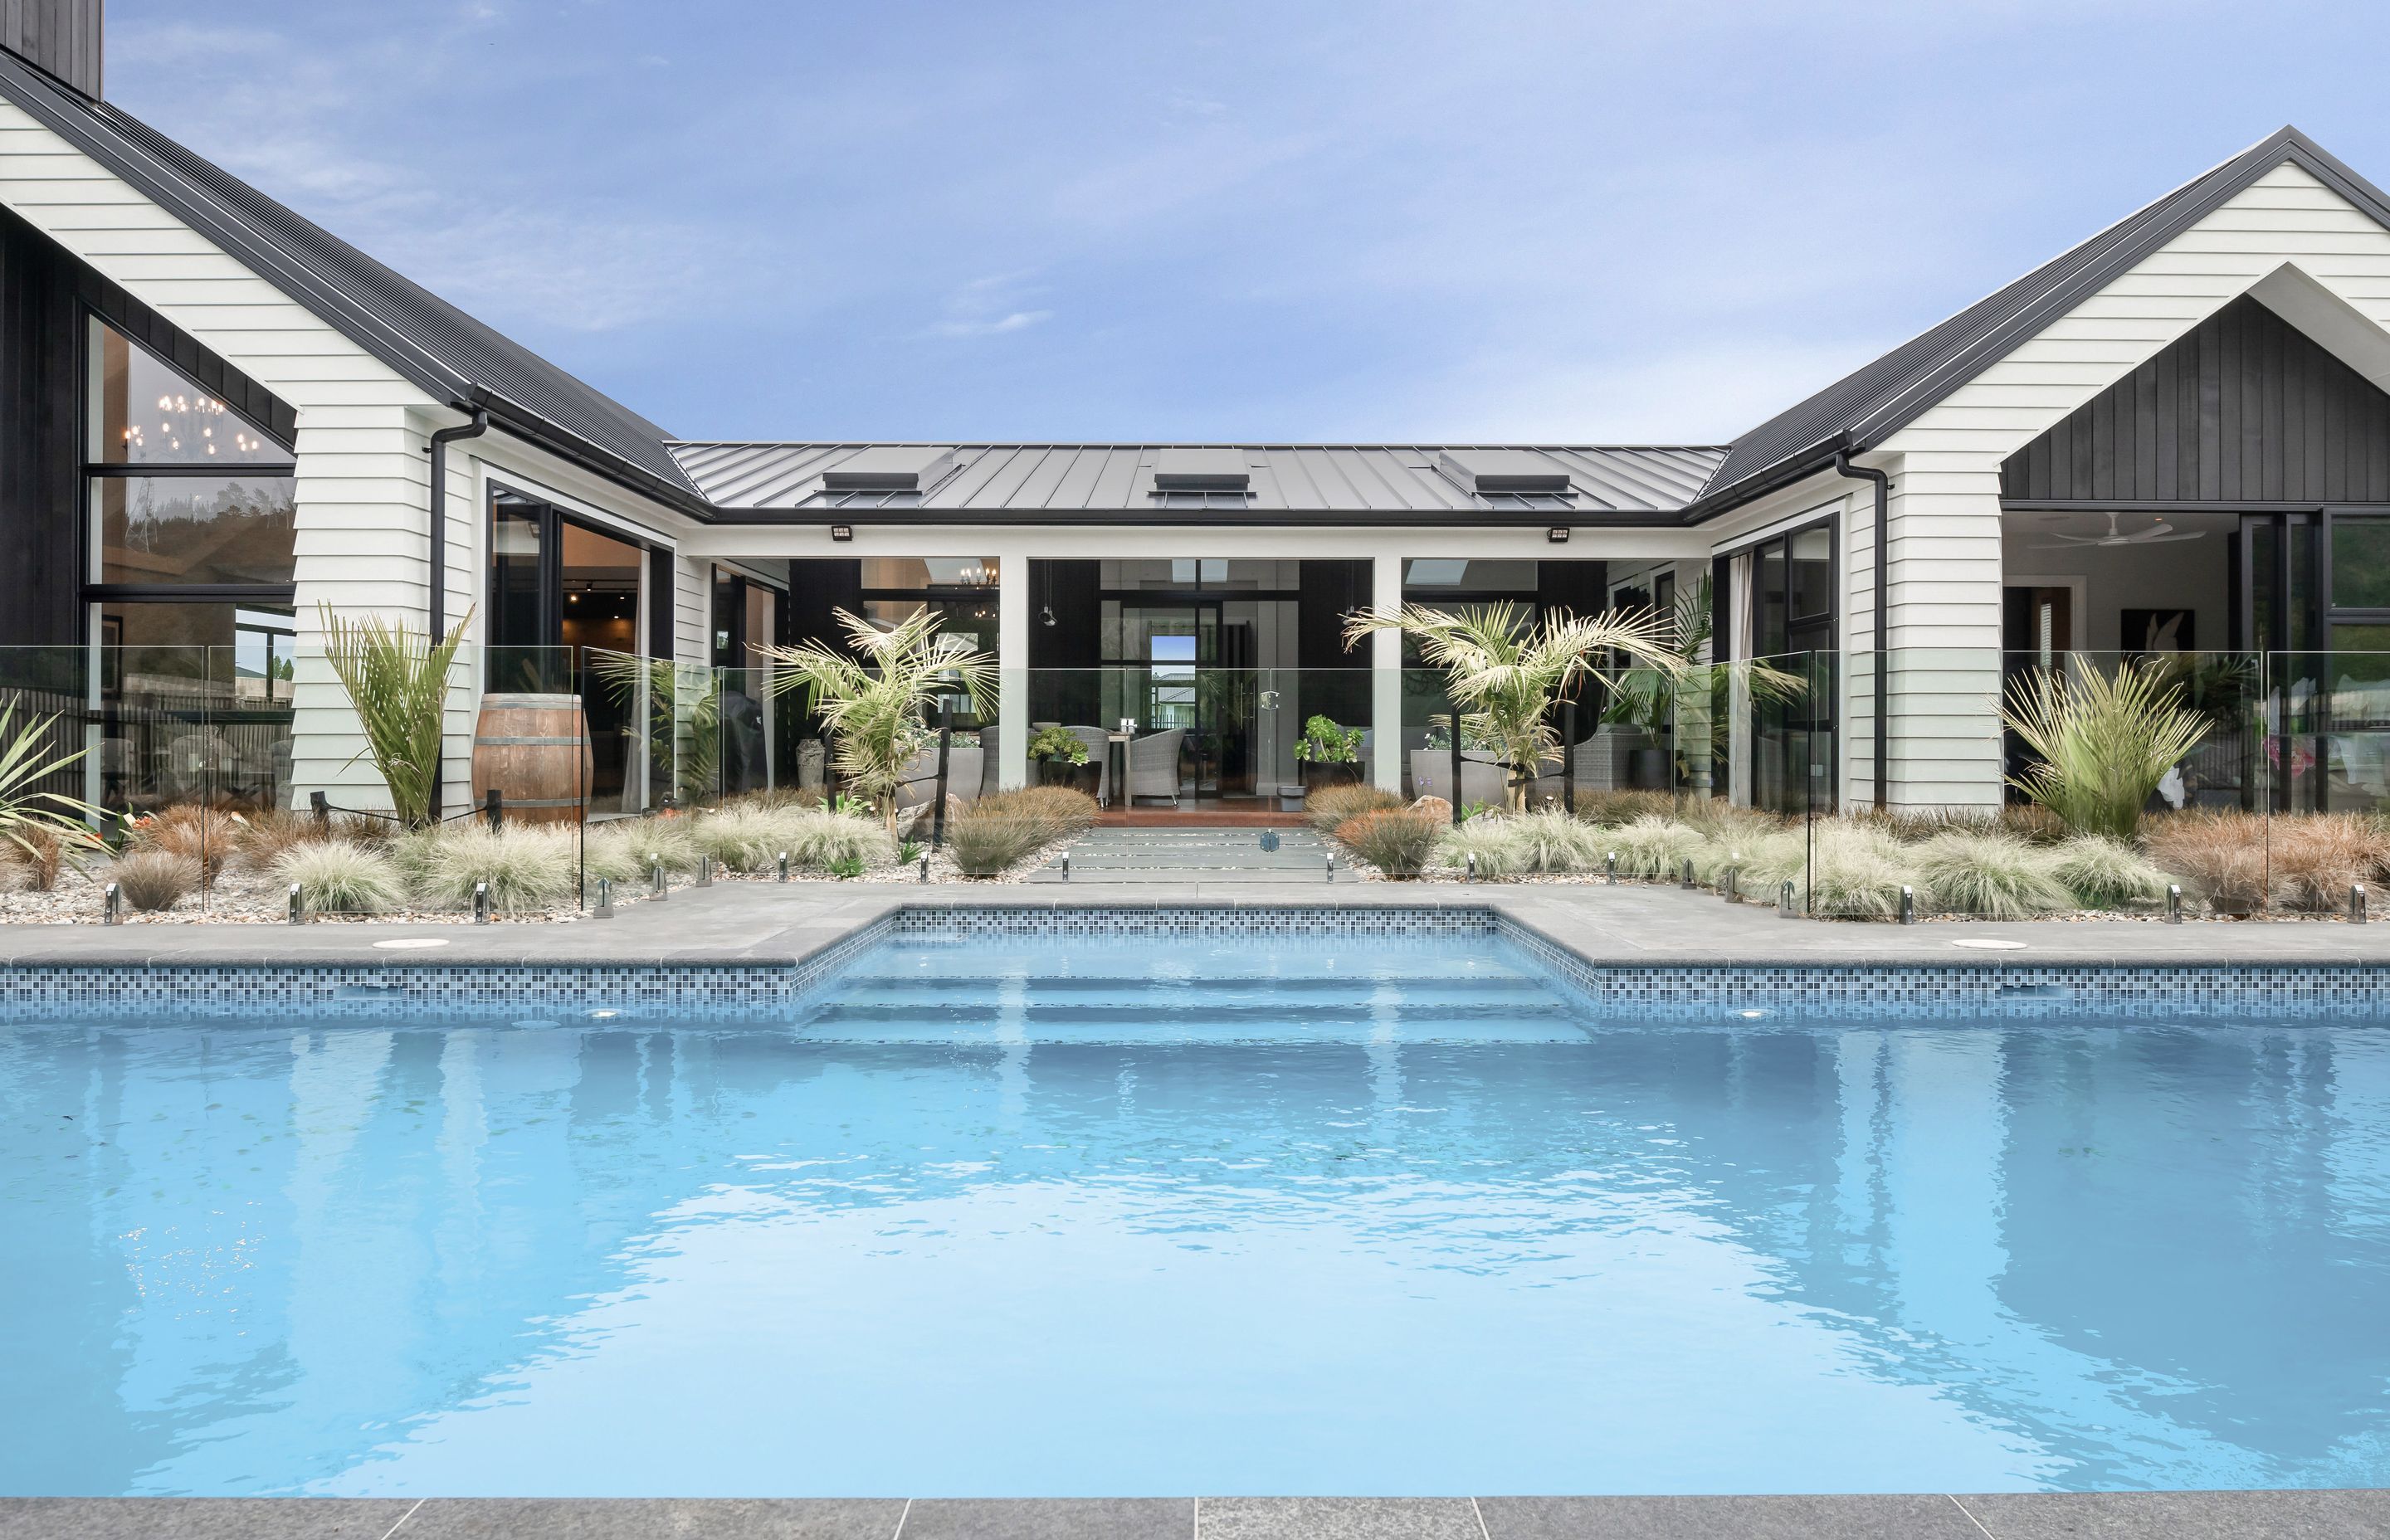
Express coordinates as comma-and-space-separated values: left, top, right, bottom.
10, 878, 2390, 970
4, 1490, 2388, 1538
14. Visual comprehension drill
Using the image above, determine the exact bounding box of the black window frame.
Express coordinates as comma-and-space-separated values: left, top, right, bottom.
483, 477, 667, 687
80, 308, 299, 610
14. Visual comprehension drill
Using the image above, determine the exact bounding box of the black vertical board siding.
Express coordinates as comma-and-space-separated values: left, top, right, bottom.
2001, 294, 2390, 504
1, 0, 101, 99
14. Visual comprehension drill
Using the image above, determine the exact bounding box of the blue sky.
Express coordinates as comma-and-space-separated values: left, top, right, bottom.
108, 1, 2390, 446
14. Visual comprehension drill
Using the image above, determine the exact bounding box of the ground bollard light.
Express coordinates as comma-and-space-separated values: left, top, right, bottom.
1061, 853, 1071, 881
777, 852, 789, 883
288, 884, 304, 924
1778, 879, 1796, 917
473, 882, 491, 925
651, 860, 667, 900
918, 854, 930, 882
1466, 851, 1477, 884
2166, 885, 2183, 924
1605, 851, 1617, 884
1723, 865, 1739, 904
593, 878, 614, 918
1326, 852, 1336, 882
695, 858, 712, 889
102, 881, 122, 925
1899, 885, 1915, 925
2355, 884, 2370, 924
1680, 857, 1695, 889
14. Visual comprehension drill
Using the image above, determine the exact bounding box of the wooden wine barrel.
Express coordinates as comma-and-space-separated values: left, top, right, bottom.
471, 694, 593, 824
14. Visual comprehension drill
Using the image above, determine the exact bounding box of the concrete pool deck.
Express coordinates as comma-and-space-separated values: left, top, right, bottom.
4, 1490, 2388, 1539
9, 875, 2390, 970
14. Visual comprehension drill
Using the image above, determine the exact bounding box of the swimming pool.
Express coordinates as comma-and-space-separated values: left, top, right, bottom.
5, 926, 2388, 1497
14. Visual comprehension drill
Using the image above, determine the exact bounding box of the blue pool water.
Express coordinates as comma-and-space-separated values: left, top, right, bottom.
5, 932, 2390, 1497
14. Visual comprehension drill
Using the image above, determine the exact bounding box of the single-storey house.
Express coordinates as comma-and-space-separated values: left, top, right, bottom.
2, 2, 2383, 818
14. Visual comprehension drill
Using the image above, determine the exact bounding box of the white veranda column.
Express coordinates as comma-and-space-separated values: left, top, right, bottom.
1370, 553, 1402, 793
998, 550, 1030, 790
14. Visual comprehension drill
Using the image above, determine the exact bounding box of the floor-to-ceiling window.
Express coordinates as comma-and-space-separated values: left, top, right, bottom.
85, 318, 297, 811
1737, 519, 1836, 815
486, 485, 655, 811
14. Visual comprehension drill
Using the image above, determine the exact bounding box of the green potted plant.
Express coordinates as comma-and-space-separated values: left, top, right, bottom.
1294, 714, 1365, 791
1027, 724, 1096, 792
1347, 600, 1678, 811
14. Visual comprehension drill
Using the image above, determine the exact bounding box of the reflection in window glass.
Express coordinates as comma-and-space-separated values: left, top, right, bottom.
95, 476, 296, 586
1789, 527, 1834, 620
859, 557, 998, 590
489, 495, 546, 662
2333, 519, 2390, 610
558, 519, 642, 660
90, 319, 289, 465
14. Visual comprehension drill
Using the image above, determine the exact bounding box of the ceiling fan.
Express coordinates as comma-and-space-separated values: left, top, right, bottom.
2029, 511, 2206, 549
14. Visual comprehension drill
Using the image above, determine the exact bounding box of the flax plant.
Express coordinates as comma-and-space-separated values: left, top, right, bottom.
1344, 600, 1680, 811
317, 603, 471, 831
759, 607, 993, 836
0, 699, 100, 863
2000, 660, 2207, 841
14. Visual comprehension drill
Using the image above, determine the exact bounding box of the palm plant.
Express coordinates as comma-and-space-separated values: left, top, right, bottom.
2001, 659, 2207, 841
1344, 601, 1679, 811
317, 602, 472, 830
591, 651, 720, 807
0, 699, 100, 865
1602, 576, 1806, 775
759, 607, 994, 834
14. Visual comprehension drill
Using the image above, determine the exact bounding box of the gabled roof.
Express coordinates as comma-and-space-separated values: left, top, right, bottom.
1687, 126, 2390, 520
0, 47, 710, 517
671, 442, 1726, 524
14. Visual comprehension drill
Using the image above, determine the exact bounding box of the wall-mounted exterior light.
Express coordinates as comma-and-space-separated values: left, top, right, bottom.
1547, 527, 1570, 543
830, 524, 854, 542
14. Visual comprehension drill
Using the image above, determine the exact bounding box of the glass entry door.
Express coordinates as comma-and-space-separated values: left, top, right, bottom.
1102, 599, 1260, 804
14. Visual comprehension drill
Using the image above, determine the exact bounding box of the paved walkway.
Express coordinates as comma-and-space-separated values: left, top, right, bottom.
2, 1489, 2383, 1538
10, 875, 2390, 970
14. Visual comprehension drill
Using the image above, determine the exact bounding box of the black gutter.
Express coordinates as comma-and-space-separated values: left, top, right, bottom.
426, 404, 489, 823
1673, 436, 1847, 526
1832, 449, 1890, 811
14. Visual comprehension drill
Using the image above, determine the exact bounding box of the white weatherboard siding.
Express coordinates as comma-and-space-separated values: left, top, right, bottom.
1876, 159, 2390, 809
0, 97, 693, 812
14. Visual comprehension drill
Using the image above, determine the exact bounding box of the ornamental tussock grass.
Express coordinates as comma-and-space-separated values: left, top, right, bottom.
1333, 807, 1444, 878
1436, 816, 1527, 877
134, 803, 237, 886
944, 788, 1095, 877
583, 816, 702, 884
401, 825, 578, 914
1572, 790, 1681, 827
2144, 811, 2267, 914
1800, 824, 1920, 919
275, 841, 405, 914
688, 805, 794, 873
2264, 814, 2390, 911
781, 807, 899, 871
1606, 814, 1707, 879
945, 812, 1052, 877
5, 821, 95, 891
1305, 783, 1404, 834
1912, 831, 2074, 918
232, 807, 333, 867
108, 850, 198, 912
2049, 834, 2174, 909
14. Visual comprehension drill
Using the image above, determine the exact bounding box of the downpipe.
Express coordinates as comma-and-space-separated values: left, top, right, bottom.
426, 404, 490, 821
1832, 448, 1890, 813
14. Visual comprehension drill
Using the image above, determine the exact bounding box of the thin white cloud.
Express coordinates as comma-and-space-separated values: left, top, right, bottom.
929, 310, 1054, 339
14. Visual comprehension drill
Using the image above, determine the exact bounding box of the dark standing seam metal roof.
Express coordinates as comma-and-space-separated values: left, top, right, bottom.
670, 442, 1726, 524
1685, 126, 2390, 520
0, 47, 711, 517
